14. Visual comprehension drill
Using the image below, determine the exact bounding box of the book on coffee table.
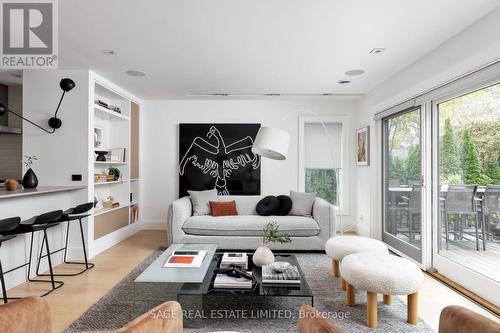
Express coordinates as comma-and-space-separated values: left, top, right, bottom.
213, 271, 253, 289
220, 252, 248, 269
163, 250, 208, 268
262, 265, 301, 284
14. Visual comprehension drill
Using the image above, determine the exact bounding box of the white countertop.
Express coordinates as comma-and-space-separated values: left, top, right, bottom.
0, 186, 86, 199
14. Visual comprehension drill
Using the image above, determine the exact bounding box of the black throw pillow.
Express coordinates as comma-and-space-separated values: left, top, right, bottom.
256, 196, 280, 216
276, 195, 292, 216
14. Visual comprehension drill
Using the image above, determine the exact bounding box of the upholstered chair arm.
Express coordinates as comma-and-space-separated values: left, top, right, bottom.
167, 196, 192, 243
312, 197, 336, 240
0, 297, 52, 333
438, 305, 500, 333
298, 305, 342, 333
83, 301, 183, 333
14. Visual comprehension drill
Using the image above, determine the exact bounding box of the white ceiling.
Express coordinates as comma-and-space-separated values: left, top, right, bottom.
3, 1, 500, 98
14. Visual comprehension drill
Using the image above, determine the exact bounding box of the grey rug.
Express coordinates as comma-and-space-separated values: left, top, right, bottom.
65, 250, 434, 333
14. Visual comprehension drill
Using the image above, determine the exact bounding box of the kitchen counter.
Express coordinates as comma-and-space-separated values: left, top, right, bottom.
0, 185, 86, 199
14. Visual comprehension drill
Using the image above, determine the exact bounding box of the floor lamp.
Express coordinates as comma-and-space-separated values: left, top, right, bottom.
252, 125, 343, 235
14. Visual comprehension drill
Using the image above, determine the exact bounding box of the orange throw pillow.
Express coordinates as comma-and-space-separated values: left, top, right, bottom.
209, 200, 238, 217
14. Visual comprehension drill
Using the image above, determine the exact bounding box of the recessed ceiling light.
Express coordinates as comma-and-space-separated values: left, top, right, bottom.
338, 80, 351, 84
11, 73, 23, 78
126, 70, 146, 77
369, 48, 386, 54
345, 69, 365, 76
102, 49, 116, 56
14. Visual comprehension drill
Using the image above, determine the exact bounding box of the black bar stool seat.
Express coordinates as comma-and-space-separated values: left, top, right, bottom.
0, 216, 21, 304
2, 210, 64, 299
36, 203, 94, 277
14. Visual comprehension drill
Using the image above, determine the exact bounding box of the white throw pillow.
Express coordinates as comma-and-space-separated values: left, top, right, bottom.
289, 190, 316, 216
188, 189, 218, 216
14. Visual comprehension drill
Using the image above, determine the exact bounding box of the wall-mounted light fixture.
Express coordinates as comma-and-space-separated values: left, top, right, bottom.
0, 78, 75, 134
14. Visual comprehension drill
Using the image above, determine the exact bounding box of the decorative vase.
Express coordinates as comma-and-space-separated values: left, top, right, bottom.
252, 244, 275, 267
5, 179, 19, 191
22, 168, 38, 189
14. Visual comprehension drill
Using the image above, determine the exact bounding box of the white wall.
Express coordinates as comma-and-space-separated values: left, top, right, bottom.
141, 98, 357, 230
352, 7, 500, 237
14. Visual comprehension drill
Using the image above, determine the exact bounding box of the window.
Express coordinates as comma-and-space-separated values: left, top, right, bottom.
302, 121, 342, 205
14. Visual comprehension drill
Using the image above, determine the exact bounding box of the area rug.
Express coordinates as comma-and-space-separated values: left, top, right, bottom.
64, 250, 434, 333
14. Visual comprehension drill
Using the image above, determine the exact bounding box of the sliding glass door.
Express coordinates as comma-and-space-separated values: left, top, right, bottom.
432, 81, 500, 300
382, 107, 423, 263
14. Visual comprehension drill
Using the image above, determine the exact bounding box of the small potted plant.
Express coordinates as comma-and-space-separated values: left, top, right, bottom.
22, 155, 38, 189
253, 221, 291, 267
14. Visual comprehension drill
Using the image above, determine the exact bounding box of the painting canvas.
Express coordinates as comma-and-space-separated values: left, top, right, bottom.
356, 126, 370, 166
179, 123, 261, 197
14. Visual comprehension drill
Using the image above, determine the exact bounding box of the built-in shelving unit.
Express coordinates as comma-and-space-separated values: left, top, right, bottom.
91, 76, 141, 245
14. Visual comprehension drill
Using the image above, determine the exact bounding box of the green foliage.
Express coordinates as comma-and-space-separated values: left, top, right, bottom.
262, 221, 291, 245
446, 174, 462, 185
389, 156, 407, 184
485, 158, 500, 185
469, 121, 500, 183
461, 128, 491, 185
405, 144, 421, 183
440, 118, 461, 182
305, 168, 337, 204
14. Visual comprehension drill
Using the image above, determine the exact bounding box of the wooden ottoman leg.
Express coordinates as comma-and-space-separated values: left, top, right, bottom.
340, 277, 347, 290
407, 292, 418, 324
367, 291, 378, 328
383, 294, 392, 305
346, 283, 355, 306
332, 259, 340, 277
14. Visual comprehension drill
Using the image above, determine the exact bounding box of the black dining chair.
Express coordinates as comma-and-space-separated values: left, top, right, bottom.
2, 210, 64, 298
481, 185, 500, 243
35, 203, 94, 277
407, 183, 421, 242
0, 217, 21, 303
442, 185, 485, 251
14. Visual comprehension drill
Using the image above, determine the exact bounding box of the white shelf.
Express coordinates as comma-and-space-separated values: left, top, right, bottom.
94, 105, 129, 121
94, 204, 129, 216
94, 180, 128, 186
130, 201, 139, 205
94, 161, 128, 165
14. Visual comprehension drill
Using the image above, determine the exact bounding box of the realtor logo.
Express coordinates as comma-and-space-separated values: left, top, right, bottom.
1, 0, 58, 68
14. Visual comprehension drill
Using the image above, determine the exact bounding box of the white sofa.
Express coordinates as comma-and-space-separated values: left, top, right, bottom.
167, 195, 335, 250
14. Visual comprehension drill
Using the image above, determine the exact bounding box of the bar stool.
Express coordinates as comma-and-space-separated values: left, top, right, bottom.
36, 202, 94, 277
0, 217, 21, 303
3, 210, 63, 298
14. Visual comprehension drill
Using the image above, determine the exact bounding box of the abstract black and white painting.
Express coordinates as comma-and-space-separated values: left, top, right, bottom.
179, 123, 261, 197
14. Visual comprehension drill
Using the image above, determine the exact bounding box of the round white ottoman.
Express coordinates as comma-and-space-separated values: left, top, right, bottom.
324, 236, 388, 289
340, 253, 424, 328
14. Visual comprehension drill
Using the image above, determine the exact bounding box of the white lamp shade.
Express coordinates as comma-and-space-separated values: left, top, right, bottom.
252, 126, 290, 160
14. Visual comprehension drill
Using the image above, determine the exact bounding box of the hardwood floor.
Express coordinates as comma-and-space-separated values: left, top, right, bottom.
5, 230, 167, 333
3, 230, 499, 332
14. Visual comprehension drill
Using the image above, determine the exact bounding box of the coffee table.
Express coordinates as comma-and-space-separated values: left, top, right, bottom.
177, 252, 313, 327
134, 244, 313, 327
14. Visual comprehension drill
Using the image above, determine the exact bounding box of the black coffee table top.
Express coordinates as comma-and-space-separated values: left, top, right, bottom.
178, 253, 313, 299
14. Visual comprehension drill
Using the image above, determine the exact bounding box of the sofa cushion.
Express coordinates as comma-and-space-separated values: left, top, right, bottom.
276, 195, 292, 216
217, 195, 262, 215
182, 215, 320, 237
289, 190, 316, 216
210, 200, 238, 217
188, 189, 218, 215
256, 196, 280, 216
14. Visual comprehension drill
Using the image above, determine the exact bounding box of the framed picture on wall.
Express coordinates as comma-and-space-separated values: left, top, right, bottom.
178, 123, 261, 197
356, 126, 370, 166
